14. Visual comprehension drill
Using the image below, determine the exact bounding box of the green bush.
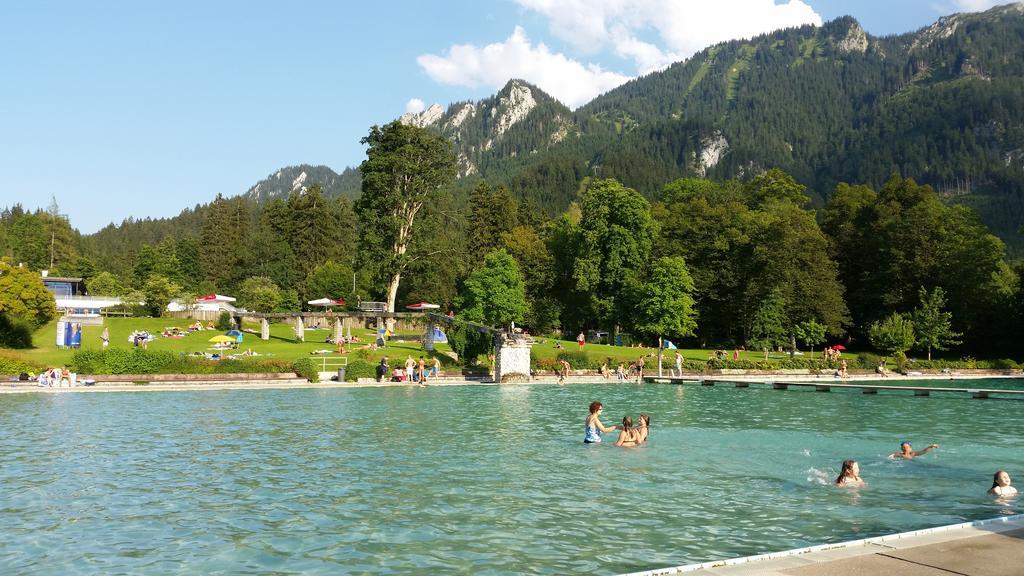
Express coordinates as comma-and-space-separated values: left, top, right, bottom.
0, 313, 34, 349
556, 351, 597, 369
531, 357, 559, 372
344, 359, 377, 381
69, 349, 301, 375
854, 352, 881, 370
0, 352, 45, 375
215, 311, 233, 331
292, 358, 319, 382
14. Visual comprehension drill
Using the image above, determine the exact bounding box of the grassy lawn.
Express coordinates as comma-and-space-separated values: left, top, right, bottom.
9, 317, 857, 371
17, 317, 455, 369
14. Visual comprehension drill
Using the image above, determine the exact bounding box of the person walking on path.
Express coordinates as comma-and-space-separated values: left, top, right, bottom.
577, 332, 586, 350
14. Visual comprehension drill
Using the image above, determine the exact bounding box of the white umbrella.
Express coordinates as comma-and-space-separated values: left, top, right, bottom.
307, 297, 345, 307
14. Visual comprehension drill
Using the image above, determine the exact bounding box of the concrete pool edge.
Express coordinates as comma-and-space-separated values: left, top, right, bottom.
3, 372, 1023, 393
622, 513, 1024, 575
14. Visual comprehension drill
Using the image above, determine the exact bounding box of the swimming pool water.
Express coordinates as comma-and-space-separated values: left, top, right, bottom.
1, 382, 1021, 574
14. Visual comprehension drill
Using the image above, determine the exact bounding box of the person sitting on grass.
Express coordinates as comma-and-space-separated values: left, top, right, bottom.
876, 360, 889, 377
889, 441, 939, 460
835, 460, 864, 487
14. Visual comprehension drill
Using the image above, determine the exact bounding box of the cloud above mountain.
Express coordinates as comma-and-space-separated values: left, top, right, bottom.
417, 0, 822, 108
417, 26, 631, 109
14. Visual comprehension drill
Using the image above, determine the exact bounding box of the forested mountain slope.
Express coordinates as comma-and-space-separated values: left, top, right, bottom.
403, 4, 1024, 250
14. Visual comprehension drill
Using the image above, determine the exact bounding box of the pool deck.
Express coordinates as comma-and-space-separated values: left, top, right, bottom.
626, 514, 1024, 576
3, 372, 1022, 394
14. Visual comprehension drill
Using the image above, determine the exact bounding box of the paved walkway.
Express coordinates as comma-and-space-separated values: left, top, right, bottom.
627, 516, 1024, 576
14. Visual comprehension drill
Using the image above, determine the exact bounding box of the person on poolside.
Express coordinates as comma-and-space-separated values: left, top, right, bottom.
988, 470, 1018, 497
889, 441, 939, 460
835, 460, 865, 487
634, 414, 650, 443
584, 401, 618, 443
614, 415, 641, 447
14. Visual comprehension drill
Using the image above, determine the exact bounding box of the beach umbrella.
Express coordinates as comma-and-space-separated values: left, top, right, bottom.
225, 330, 242, 336
307, 297, 345, 308
197, 294, 236, 303
209, 335, 235, 343
404, 301, 440, 310
831, 344, 847, 351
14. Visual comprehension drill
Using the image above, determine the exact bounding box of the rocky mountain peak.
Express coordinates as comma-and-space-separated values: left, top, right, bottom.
836, 21, 869, 53
400, 103, 445, 128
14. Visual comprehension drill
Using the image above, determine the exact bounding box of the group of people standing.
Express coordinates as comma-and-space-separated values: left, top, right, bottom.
834, 442, 1017, 499
375, 355, 441, 384
583, 401, 650, 447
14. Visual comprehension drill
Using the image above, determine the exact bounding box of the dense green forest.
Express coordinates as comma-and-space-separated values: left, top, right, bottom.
2, 161, 1020, 359
2, 6, 1024, 360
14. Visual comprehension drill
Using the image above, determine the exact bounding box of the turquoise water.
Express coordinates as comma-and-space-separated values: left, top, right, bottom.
1, 382, 1021, 575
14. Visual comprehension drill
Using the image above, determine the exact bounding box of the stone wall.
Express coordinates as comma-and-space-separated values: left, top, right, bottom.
495, 333, 532, 383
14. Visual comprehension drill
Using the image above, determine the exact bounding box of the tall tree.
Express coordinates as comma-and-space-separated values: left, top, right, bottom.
356, 121, 457, 313
199, 195, 250, 293
747, 289, 788, 360
237, 276, 283, 313
468, 181, 518, 256
0, 258, 58, 326
458, 249, 528, 328
632, 255, 698, 343
912, 286, 961, 361
572, 178, 656, 330
501, 225, 559, 332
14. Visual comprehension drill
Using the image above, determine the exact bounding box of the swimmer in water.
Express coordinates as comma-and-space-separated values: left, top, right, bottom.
584, 401, 618, 444
614, 415, 640, 447
988, 470, 1018, 497
634, 414, 650, 443
889, 441, 939, 459
835, 460, 864, 487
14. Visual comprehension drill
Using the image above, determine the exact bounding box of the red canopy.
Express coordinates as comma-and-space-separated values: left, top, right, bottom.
405, 301, 440, 310
830, 344, 847, 351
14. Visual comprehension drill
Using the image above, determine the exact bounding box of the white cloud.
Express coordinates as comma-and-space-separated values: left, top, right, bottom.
417, 0, 824, 109
417, 26, 631, 109
515, 0, 821, 69
950, 0, 1004, 10
405, 98, 425, 114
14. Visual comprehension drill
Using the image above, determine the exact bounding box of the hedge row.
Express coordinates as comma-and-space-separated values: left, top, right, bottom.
0, 352, 45, 375
531, 353, 1021, 373
70, 349, 317, 380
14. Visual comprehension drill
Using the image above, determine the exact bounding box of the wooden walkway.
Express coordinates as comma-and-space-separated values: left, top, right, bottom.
645, 377, 1024, 399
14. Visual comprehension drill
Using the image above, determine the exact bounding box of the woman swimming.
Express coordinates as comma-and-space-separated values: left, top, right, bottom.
889, 441, 939, 460
584, 401, 618, 443
835, 460, 864, 487
634, 414, 650, 443
988, 470, 1018, 497
614, 415, 640, 447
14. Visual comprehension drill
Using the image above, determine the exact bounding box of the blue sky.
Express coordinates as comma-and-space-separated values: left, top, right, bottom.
0, 0, 1008, 232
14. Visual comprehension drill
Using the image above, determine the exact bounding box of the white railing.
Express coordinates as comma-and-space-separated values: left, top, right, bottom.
315, 356, 349, 371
